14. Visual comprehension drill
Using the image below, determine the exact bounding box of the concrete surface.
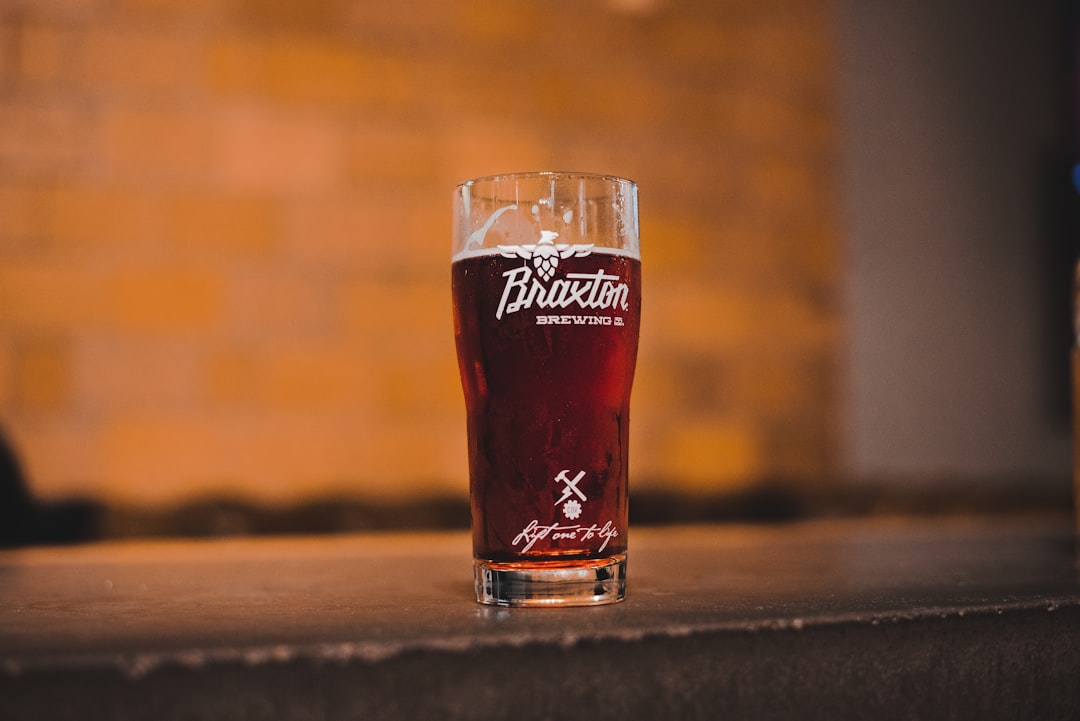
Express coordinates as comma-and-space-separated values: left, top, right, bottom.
1, 516, 1079, 720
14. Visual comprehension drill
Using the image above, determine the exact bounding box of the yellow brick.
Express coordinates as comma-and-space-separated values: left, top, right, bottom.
261, 345, 374, 409
102, 415, 235, 506
642, 281, 758, 353
0, 0, 842, 509
392, 203, 447, 274
264, 39, 416, 109
736, 17, 832, 95
206, 348, 260, 405
723, 88, 808, 149
222, 272, 332, 340
264, 38, 363, 106
99, 411, 460, 506
205, 37, 264, 93
229, 413, 464, 502
727, 358, 815, 416
16, 23, 75, 85
45, 185, 150, 244
101, 269, 221, 332
639, 213, 702, 273
76, 337, 201, 410
231, 0, 342, 30
747, 157, 822, 217
0, 265, 100, 328
656, 15, 738, 68
12, 335, 73, 411
237, 414, 367, 500
347, 3, 454, 41
628, 354, 692, 416
163, 193, 279, 258
342, 417, 466, 497
440, 116, 549, 183
451, 3, 543, 46
0, 184, 48, 242
285, 198, 365, 268
643, 281, 831, 357
0, 345, 11, 407
348, 120, 442, 185
114, 0, 223, 18
101, 107, 214, 183
635, 419, 761, 492
5, 420, 103, 501
533, 71, 640, 125
213, 344, 381, 411
285, 196, 443, 275
81, 27, 198, 92
341, 279, 447, 338
0, 23, 13, 87
214, 104, 347, 194
237, 414, 465, 501
0, 102, 86, 172
372, 346, 462, 415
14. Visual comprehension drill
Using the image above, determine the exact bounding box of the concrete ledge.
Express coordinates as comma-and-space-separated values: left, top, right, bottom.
2, 517, 1078, 720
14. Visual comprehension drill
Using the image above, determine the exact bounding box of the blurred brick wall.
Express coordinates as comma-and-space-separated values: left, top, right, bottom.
0, 0, 838, 509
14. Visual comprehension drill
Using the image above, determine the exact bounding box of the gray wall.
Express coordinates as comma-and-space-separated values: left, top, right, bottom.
836, 0, 1073, 486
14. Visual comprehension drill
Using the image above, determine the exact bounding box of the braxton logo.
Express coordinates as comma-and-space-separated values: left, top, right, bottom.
495, 231, 630, 320
500, 230, 592, 281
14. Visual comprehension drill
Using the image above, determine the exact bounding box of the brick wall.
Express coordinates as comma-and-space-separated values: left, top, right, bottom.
0, 0, 839, 510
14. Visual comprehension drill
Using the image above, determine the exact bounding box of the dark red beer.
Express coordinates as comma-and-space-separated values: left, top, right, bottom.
453, 248, 641, 565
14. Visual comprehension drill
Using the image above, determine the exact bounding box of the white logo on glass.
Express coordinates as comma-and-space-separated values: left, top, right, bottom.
493, 229, 629, 320
499, 231, 594, 282
554, 469, 587, 519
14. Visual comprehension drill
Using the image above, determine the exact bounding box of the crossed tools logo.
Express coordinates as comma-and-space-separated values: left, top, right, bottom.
499, 231, 594, 282
554, 470, 587, 520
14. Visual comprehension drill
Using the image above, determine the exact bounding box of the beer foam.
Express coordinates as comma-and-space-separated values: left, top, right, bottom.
452, 245, 640, 264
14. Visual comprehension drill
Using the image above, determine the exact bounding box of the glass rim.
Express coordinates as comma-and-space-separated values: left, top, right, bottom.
457, 170, 636, 191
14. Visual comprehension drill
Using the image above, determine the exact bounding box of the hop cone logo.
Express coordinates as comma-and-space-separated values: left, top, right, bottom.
498, 230, 594, 281
532, 243, 559, 281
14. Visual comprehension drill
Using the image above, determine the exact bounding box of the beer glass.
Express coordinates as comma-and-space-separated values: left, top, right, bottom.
452, 172, 641, 606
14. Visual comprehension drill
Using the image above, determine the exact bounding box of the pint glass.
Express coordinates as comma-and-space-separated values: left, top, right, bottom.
452, 172, 641, 606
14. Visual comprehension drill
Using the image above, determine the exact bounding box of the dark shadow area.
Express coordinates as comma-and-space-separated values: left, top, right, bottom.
101, 495, 472, 540
0, 426, 100, 549
1035, 0, 1079, 425
90, 478, 1073, 542
0, 432, 1070, 546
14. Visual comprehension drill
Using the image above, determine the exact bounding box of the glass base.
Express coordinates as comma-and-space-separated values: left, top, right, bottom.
474, 554, 626, 607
